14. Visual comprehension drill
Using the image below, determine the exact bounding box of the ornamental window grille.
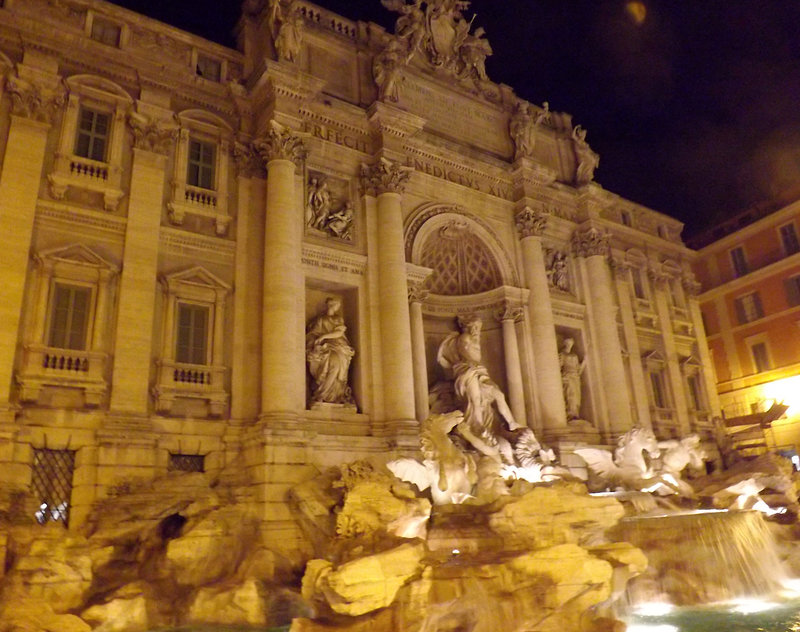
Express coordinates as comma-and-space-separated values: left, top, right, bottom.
187, 139, 216, 190
781, 223, 800, 256
75, 107, 110, 162
168, 453, 205, 473
48, 283, 92, 350
175, 303, 209, 365
419, 221, 501, 296
31, 448, 76, 526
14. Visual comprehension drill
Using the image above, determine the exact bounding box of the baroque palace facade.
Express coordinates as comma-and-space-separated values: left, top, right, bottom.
0, 0, 718, 548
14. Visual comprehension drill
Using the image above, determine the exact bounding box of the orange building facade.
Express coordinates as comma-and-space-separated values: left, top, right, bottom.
692, 197, 800, 452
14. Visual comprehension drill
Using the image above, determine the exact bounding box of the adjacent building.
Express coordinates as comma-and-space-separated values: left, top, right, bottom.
692, 194, 800, 454
0, 0, 719, 554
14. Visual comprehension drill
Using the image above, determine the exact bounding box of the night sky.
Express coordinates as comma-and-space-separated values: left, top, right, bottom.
110, 0, 800, 238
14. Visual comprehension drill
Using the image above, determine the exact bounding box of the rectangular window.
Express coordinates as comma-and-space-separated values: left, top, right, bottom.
730, 246, 749, 277
48, 283, 91, 350
781, 223, 800, 256
169, 453, 206, 472
631, 267, 646, 299
621, 211, 632, 227
90, 17, 121, 47
734, 292, 764, 324
750, 341, 771, 373
687, 374, 703, 410
786, 275, 800, 307
32, 448, 75, 526
74, 107, 110, 162
187, 139, 216, 190
176, 303, 209, 365
196, 55, 221, 82
650, 371, 667, 408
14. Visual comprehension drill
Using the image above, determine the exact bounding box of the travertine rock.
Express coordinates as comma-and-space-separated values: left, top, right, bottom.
187, 579, 266, 625
81, 595, 148, 632
303, 542, 425, 616
0, 598, 91, 632
489, 483, 625, 548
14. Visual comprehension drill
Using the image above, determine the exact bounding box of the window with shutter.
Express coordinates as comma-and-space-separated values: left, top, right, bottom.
735, 292, 763, 324
780, 223, 800, 256
785, 275, 800, 307
48, 283, 91, 350
730, 247, 749, 278
750, 342, 771, 373
175, 303, 209, 365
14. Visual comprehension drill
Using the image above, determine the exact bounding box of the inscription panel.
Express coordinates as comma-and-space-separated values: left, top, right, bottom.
398, 77, 512, 158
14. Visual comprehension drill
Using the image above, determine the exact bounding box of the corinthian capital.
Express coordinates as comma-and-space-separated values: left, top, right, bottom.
514, 206, 548, 239
571, 226, 609, 258
360, 157, 412, 195
495, 303, 523, 323
232, 140, 265, 178
127, 111, 177, 155
252, 120, 307, 166
682, 274, 702, 297
408, 283, 429, 304
6, 74, 65, 124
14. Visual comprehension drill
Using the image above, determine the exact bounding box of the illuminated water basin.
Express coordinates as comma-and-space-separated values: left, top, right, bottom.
625, 598, 800, 631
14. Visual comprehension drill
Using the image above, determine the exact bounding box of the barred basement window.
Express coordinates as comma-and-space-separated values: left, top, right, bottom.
74, 107, 110, 162
168, 453, 205, 473
32, 448, 76, 526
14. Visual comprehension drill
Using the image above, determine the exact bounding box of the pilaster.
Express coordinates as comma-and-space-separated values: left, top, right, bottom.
408, 283, 430, 423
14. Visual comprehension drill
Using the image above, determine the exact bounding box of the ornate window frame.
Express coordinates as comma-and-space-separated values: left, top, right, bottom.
153, 266, 230, 417
17, 244, 117, 407
643, 349, 672, 412
48, 75, 132, 211
681, 355, 707, 413
168, 110, 233, 236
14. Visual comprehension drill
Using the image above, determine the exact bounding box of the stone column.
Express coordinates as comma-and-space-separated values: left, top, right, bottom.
109, 113, 175, 415
684, 276, 721, 418
408, 284, 429, 423
0, 73, 63, 416
650, 270, 690, 435
495, 303, 527, 427
515, 207, 567, 435
362, 157, 416, 431
573, 226, 632, 436
252, 123, 307, 421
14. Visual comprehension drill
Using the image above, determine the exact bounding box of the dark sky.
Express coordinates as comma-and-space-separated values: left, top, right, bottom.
110, 0, 800, 238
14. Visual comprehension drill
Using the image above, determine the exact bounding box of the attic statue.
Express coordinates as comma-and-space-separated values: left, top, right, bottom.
306, 297, 355, 406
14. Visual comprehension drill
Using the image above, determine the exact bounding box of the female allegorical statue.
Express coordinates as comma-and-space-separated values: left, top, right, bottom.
306, 297, 355, 405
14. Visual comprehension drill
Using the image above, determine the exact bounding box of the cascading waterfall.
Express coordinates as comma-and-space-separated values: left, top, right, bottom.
613, 510, 786, 607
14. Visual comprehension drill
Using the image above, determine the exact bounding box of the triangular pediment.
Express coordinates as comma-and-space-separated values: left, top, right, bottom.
164, 266, 230, 290
642, 349, 666, 365
681, 355, 703, 369
38, 244, 117, 271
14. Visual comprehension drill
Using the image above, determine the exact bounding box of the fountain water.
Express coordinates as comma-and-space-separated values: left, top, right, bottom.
613, 509, 786, 607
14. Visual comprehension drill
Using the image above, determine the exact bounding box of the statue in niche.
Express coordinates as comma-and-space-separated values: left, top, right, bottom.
373, 37, 405, 102
559, 337, 585, 419
546, 250, 570, 292
306, 297, 355, 406
437, 316, 524, 464
572, 125, 599, 185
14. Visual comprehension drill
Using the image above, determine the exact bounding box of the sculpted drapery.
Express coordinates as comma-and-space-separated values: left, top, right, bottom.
306, 297, 355, 405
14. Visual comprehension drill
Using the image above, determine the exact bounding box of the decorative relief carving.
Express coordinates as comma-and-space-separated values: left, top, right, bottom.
127, 111, 177, 155
647, 268, 670, 289
376, 0, 498, 98
360, 157, 412, 195
6, 74, 65, 124
571, 227, 609, 258
494, 303, 523, 323
509, 100, 550, 161
253, 120, 307, 165
232, 140, 265, 179
572, 125, 599, 185
682, 274, 702, 297
544, 248, 570, 293
305, 172, 353, 242
408, 283, 430, 304
609, 255, 631, 280
514, 206, 547, 239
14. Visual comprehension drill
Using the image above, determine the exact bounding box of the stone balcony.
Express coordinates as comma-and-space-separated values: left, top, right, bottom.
48, 153, 125, 212
17, 344, 108, 406
153, 359, 228, 417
